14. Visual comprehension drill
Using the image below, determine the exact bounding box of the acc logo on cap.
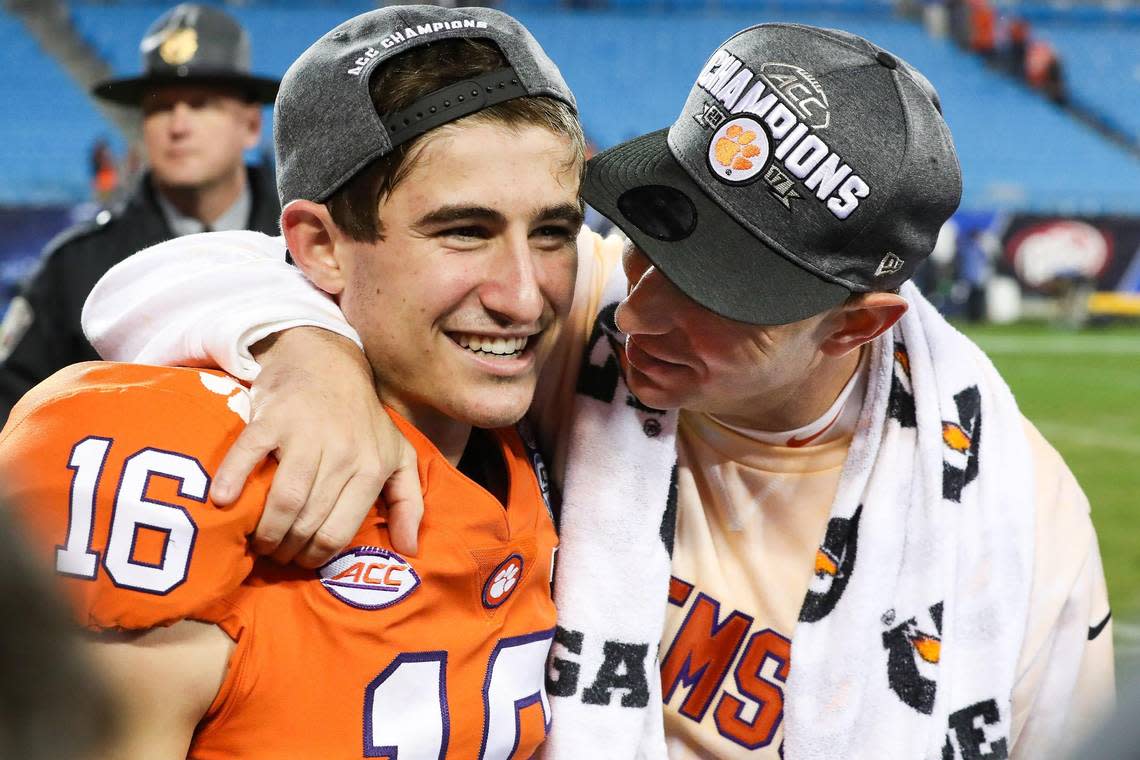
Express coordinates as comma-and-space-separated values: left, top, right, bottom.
319, 546, 420, 610
707, 116, 769, 185
482, 554, 524, 609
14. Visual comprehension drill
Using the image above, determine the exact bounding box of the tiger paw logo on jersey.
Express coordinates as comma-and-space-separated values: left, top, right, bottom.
197, 371, 251, 423
882, 601, 943, 714
482, 554, 524, 609
707, 117, 770, 184
799, 505, 862, 623
319, 547, 420, 610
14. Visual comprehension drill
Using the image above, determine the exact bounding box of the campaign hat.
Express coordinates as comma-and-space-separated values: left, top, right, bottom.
93, 3, 279, 105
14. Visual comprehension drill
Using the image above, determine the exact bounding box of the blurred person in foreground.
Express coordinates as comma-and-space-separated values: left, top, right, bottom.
82, 20, 1112, 760
0, 5, 586, 757
0, 3, 280, 423
0, 500, 117, 759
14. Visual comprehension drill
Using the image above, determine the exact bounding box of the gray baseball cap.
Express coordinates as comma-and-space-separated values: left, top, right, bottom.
274, 5, 576, 207
582, 23, 962, 325
93, 3, 279, 105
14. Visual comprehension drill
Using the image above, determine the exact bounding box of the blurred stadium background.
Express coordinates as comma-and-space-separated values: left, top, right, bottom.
1, 0, 1138, 670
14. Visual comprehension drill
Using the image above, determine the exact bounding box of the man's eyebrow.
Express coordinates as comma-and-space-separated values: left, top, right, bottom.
537, 203, 585, 228
414, 205, 505, 227
414, 203, 585, 229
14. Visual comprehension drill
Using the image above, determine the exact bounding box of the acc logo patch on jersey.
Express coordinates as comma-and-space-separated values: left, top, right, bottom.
482, 554, 524, 609
707, 117, 769, 184
319, 547, 420, 610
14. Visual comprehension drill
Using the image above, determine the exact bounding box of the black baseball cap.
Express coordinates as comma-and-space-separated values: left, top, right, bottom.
93, 3, 279, 105
274, 5, 576, 207
582, 23, 962, 325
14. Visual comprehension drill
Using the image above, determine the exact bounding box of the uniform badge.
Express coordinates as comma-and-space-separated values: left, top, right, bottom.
159, 27, 198, 65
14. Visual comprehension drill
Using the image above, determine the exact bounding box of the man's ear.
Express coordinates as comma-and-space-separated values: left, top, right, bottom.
281, 200, 347, 296
820, 292, 908, 358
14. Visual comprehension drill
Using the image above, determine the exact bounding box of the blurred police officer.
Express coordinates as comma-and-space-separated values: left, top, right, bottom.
0, 3, 281, 422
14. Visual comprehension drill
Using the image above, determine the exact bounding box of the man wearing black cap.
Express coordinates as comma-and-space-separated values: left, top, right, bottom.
0, 3, 280, 423
81, 21, 1112, 760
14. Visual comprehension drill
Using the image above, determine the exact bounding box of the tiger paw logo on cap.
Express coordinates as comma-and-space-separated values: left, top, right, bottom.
482, 554, 524, 609
707, 116, 770, 184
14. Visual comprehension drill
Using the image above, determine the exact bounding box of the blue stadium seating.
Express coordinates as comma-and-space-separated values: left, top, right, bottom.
1, 2, 1138, 214
1029, 20, 1140, 143
507, 7, 1140, 213
0, 13, 118, 203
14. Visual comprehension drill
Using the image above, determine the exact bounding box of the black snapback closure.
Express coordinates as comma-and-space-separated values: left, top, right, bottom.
382, 66, 528, 148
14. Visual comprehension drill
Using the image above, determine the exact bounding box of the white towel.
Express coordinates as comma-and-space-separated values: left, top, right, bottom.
544, 268, 673, 760
784, 282, 1035, 759
545, 278, 1035, 760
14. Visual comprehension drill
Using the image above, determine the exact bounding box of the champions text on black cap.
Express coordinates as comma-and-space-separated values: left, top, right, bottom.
583, 23, 962, 325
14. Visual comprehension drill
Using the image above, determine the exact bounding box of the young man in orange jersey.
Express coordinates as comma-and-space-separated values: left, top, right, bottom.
0, 7, 586, 758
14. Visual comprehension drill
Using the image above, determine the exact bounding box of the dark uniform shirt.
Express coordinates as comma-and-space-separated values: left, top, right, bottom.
0, 165, 280, 423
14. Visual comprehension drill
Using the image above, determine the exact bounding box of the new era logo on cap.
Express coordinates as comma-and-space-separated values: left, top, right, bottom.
875, 252, 905, 277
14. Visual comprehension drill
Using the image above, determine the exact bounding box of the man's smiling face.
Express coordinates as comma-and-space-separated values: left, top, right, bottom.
336, 119, 583, 435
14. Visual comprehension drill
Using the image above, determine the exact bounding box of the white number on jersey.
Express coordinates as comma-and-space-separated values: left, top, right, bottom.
364, 630, 553, 759
56, 437, 206, 594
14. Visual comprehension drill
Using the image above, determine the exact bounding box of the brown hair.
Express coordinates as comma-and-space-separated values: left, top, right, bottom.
326, 38, 585, 242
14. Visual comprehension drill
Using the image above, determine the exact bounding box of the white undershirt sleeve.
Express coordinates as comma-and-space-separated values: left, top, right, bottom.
81, 230, 361, 381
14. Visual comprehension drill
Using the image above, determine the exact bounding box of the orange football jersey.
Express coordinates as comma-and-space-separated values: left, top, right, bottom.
0, 362, 559, 760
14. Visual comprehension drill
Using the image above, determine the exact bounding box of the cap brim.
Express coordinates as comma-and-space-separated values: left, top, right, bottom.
92, 74, 280, 105
582, 129, 850, 326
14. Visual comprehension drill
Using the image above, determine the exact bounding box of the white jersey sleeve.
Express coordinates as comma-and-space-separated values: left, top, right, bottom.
81, 230, 361, 380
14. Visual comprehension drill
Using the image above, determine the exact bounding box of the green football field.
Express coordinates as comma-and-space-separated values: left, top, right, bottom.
958, 322, 1140, 674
